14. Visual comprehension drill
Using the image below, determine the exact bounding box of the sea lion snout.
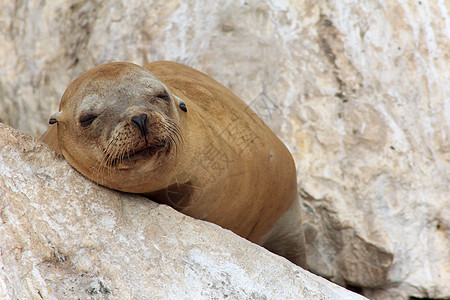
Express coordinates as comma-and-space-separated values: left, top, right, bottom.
131, 113, 148, 136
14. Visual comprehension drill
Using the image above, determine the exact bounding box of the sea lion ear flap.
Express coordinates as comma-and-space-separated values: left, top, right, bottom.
175, 96, 187, 113
49, 111, 62, 125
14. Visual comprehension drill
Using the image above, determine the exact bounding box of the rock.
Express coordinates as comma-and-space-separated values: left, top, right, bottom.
0, 124, 365, 299
0, 1, 449, 299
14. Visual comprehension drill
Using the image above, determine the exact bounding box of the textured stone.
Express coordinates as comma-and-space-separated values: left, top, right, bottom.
0, 124, 365, 299
0, 0, 449, 299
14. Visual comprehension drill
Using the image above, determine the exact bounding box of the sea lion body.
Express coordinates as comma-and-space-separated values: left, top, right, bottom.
41, 61, 307, 267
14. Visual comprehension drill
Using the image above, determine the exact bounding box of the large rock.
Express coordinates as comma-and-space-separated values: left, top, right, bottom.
0, 124, 365, 299
0, 1, 448, 299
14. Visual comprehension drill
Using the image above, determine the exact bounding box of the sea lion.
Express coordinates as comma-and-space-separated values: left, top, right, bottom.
41, 61, 307, 268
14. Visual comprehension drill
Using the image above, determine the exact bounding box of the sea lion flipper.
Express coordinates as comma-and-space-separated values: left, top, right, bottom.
40, 124, 62, 154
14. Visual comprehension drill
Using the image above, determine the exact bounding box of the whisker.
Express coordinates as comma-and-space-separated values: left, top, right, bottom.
87, 117, 181, 184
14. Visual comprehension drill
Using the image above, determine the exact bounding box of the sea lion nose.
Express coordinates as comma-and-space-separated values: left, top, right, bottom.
131, 113, 148, 136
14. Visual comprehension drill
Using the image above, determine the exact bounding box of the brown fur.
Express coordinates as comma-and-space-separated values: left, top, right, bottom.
41, 61, 307, 268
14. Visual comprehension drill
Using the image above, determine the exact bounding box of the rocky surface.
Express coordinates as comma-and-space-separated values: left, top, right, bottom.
0, 0, 449, 299
0, 124, 365, 299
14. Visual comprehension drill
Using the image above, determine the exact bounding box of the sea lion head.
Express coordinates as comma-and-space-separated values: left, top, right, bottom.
50, 62, 186, 192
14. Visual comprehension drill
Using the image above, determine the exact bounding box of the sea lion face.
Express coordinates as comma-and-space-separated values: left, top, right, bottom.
53, 63, 183, 192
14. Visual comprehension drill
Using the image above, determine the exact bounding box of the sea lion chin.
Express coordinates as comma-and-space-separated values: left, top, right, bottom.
41, 61, 308, 269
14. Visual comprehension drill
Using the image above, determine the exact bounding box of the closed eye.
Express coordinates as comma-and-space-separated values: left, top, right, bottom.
157, 91, 170, 102
79, 114, 97, 127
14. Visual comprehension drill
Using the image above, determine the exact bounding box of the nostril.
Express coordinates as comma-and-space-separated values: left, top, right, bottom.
131, 113, 147, 126
131, 113, 148, 136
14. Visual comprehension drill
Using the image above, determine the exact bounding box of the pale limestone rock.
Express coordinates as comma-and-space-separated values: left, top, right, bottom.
0, 124, 365, 299
0, 0, 449, 299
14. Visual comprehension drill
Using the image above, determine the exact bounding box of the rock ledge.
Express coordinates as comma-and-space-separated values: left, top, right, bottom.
0, 124, 364, 299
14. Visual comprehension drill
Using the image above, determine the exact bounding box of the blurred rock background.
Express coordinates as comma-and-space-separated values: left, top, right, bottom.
0, 1, 448, 299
